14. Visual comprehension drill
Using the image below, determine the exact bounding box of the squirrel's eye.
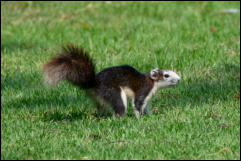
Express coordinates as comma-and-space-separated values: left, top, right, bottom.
164, 74, 169, 78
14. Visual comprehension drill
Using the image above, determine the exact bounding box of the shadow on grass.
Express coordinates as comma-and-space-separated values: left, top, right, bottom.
1, 40, 35, 53
1, 71, 38, 91
42, 109, 91, 122
2, 63, 240, 121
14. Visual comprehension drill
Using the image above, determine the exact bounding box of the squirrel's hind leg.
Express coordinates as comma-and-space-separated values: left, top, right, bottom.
96, 86, 127, 117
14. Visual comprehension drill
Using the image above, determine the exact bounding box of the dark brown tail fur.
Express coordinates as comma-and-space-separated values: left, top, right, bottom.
43, 45, 96, 88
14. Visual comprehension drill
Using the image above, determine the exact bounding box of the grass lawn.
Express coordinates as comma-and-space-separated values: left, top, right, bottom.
1, 1, 240, 160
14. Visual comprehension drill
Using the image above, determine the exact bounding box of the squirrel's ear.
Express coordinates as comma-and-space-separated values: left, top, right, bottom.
150, 68, 159, 80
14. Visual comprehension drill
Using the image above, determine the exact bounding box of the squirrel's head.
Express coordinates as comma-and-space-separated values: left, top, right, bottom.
150, 68, 180, 88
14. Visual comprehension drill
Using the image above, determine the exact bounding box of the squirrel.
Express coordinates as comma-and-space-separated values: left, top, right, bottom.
42, 45, 180, 117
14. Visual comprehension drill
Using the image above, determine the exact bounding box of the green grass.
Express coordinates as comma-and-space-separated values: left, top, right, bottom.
1, 1, 240, 160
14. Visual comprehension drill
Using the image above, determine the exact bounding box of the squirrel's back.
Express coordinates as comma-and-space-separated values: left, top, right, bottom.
95, 65, 151, 92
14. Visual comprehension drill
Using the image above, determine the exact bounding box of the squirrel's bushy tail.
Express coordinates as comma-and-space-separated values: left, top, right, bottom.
43, 45, 96, 88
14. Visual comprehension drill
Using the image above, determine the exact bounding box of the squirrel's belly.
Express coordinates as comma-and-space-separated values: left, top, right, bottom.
120, 87, 135, 99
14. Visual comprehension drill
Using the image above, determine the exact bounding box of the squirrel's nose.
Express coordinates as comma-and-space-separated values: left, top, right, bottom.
176, 77, 181, 83
177, 76, 181, 82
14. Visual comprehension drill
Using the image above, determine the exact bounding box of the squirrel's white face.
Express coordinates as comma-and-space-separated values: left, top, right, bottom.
150, 68, 180, 88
